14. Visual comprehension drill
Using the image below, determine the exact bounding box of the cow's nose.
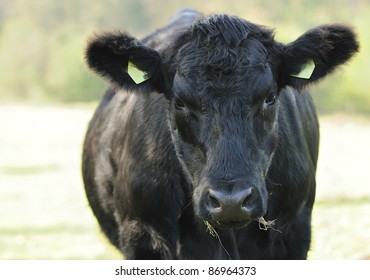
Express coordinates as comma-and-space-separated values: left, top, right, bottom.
206, 188, 254, 223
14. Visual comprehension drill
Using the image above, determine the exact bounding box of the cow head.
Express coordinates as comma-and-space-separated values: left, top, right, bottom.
86, 14, 358, 229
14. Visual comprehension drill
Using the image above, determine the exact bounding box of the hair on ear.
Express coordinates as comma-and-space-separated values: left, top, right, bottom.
85, 31, 163, 93
282, 24, 359, 89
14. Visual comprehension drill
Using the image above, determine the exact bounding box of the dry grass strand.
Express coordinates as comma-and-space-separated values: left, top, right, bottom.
257, 217, 282, 233
203, 221, 231, 259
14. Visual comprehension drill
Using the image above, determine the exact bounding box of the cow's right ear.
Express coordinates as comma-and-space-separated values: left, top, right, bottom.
86, 32, 164, 93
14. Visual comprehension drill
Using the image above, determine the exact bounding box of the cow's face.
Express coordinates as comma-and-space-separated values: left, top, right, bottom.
167, 23, 281, 228
86, 15, 358, 229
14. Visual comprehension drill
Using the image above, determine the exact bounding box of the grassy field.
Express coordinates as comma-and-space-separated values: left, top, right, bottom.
0, 104, 369, 260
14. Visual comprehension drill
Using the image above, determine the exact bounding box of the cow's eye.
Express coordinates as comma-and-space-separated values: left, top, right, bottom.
174, 98, 186, 110
264, 93, 276, 107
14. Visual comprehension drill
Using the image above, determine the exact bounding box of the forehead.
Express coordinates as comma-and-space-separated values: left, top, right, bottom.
174, 15, 276, 96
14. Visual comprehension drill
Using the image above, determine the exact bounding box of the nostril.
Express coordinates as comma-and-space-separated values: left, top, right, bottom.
241, 188, 253, 208
241, 196, 250, 208
209, 194, 221, 209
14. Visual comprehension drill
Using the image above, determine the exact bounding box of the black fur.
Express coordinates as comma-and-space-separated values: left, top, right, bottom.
83, 12, 358, 259
86, 32, 163, 93
283, 24, 359, 88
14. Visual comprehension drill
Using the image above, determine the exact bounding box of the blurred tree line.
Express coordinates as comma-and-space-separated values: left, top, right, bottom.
0, 0, 368, 114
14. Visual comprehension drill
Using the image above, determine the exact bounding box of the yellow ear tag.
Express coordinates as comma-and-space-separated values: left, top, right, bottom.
128, 62, 148, 84
290, 59, 315, 79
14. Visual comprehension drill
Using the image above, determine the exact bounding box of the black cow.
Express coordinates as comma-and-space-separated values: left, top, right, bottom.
82, 10, 358, 259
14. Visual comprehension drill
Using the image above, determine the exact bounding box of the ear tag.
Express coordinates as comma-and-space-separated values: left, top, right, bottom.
128, 62, 149, 84
290, 59, 315, 79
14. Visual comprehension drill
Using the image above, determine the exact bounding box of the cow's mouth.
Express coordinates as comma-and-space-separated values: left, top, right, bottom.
207, 219, 252, 230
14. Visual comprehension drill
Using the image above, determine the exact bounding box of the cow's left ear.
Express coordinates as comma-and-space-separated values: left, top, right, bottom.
86, 32, 164, 93
280, 24, 359, 89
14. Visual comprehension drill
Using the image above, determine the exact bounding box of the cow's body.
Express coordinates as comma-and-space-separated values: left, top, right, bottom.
82, 10, 358, 259
83, 84, 318, 259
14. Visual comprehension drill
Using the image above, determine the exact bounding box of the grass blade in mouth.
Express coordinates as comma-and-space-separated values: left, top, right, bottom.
256, 217, 282, 233
203, 220, 231, 259
204, 220, 218, 237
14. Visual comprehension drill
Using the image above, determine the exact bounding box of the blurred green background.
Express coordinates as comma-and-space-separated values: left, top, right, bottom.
0, 0, 369, 260
0, 0, 369, 113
